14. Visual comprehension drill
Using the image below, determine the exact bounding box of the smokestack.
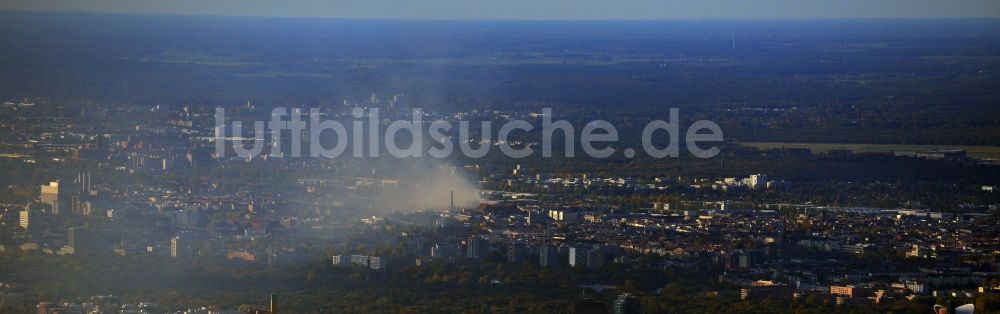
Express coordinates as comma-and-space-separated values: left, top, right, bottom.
269, 294, 277, 314
450, 190, 454, 211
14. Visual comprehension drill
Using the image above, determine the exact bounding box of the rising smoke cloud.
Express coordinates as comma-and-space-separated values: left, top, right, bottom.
350, 157, 482, 212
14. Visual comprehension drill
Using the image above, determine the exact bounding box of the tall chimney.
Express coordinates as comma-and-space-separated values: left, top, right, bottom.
450, 190, 454, 211
269, 294, 277, 314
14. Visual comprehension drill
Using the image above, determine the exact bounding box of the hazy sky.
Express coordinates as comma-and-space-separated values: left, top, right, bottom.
2, 0, 999, 20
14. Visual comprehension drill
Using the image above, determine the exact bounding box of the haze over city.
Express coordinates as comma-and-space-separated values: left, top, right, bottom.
0, 1, 998, 314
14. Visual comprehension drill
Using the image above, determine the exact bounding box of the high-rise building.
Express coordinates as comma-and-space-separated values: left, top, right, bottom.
749, 174, 768, 190
40, 181, 60, 215
431, 243, 463, 259
170, 236, 192, 258
539, 245, 559, 268
739, 250, 763, 269
467, 236, 489, 259
586, 247, 606, 269
19, 208, 33, 231
508, 242, 528, 264
270, 294, 277, 314
70, 195, 81, 215
77, 171, 91, 194
719, 251, 742, 270
569, 247, 586, 267
368, 256, 385, 271
350, 254, 370, 267
67, 227, 80, 249
331, 255, 349, 266
332, 254, 384, 271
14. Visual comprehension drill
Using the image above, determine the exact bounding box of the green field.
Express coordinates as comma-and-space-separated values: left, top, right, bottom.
738, 142, 1000, 160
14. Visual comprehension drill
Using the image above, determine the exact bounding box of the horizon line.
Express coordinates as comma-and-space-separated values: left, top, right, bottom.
3, 9, 1000, 22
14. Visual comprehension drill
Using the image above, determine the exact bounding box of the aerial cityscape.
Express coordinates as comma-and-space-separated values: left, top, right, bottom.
1, 1, 1000, 314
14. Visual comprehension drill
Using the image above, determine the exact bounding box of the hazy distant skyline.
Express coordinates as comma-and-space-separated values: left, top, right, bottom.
2, 0, 1000, 20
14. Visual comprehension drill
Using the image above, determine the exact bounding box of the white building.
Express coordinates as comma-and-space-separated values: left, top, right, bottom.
369, 256, 385, 271
19, 209, 32, 230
